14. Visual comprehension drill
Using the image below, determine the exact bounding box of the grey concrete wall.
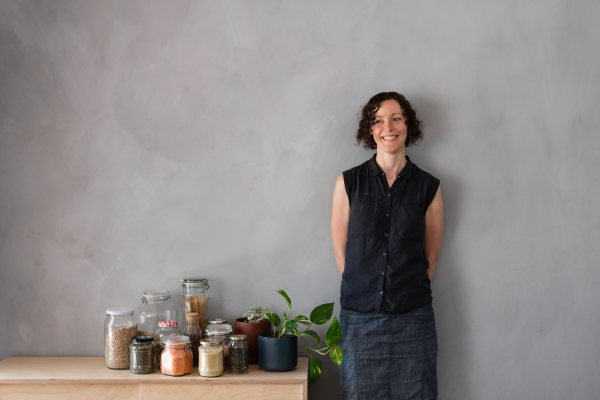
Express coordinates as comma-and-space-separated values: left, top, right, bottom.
1, 1, 599, 398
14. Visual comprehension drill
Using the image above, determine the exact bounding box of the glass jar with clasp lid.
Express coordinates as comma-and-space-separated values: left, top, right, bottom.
205, 321, 232, 371
181, 278, 210, 334
134, 290, 178, 341
161, 335, 193, 376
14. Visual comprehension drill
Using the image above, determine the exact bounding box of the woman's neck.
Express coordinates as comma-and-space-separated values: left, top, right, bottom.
375, 149, 407, 178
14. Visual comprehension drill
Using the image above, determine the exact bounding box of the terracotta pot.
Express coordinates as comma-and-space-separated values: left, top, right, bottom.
235, 318, 272, 364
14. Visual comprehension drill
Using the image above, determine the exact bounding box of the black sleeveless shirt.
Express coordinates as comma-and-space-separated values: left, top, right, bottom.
341, 155, 440, 314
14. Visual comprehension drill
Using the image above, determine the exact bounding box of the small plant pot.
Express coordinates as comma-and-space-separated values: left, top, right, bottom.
235, 318, 272, 364
258, 331, 298, 372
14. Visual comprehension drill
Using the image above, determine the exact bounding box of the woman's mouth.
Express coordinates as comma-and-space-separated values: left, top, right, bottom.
381, 135, 398, 142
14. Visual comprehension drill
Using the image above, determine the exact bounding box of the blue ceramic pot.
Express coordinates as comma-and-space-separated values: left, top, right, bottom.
258, 331, 298, 372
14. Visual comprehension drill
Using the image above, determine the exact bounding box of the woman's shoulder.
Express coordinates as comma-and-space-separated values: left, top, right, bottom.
342, 157, 372, 177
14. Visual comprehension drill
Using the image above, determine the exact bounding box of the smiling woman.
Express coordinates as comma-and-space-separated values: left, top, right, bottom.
331, 92, 444, 400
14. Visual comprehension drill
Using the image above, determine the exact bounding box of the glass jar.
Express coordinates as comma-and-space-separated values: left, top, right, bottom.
130, 335, 156, 374
198, 340, 224, 377
104, 307, 137, 370
161, 335, 193, 376
229, 335, 249, 374
205, 323, 233, 371
181, 278, 210, 334
155, 320, 180, 368
182, 313, 203, 367
134, 290, 178, 341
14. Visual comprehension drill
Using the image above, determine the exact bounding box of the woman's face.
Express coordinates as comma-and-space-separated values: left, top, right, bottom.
371, 99, 407, 154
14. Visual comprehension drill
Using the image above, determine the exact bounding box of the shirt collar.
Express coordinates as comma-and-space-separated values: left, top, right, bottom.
368, 154, 414, 179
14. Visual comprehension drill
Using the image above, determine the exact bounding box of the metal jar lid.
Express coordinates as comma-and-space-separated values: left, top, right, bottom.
180, 278, 209, 288
132, 335, 154, 343
230, 334, 247, 341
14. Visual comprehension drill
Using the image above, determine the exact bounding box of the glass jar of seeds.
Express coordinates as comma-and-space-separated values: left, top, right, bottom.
205, 322, 233, 371
161, 335, 193, 376
181, 278, 210, 334
104, 307, 137, 370
229, 335, 249, 374
130, 335, 156, 374
198, 340, 224, 377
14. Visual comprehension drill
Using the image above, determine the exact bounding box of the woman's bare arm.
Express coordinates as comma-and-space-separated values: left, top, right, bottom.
331, 174, 350, 276
424, 186, 444, 281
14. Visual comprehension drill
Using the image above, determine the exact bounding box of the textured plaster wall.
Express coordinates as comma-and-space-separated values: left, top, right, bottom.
1, 1, 599, 399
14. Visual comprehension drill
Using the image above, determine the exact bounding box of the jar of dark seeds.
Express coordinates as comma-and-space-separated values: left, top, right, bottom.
130, 335, 156, 374
229, 335, 249, 374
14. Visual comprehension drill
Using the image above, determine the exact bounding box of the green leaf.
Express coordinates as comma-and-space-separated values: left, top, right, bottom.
325, 316, 342, 347
301, 330, 321, 346
310, 302, 335, 325
282, 320, 299, 336
294, 314, 311, 325
276, 290, 292, 309
329, 347, 344, 367
309, 357, 323, 386
265, 311, 280, 328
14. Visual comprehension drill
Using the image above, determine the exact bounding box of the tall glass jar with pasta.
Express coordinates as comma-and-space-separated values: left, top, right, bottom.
181, 278, 210, 334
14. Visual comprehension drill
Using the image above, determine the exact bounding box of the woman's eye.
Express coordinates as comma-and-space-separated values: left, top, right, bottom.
375, 120, 382, 124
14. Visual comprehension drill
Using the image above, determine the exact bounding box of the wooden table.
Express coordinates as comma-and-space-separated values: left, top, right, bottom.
0, 357, 308, 400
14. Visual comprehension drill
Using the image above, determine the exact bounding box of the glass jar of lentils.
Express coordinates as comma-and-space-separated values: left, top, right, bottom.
130, 335, 156, 374
104, 307, 137, 370
229, 335, 249, 374
198, 340, 224, 377
161, 335, 193, 376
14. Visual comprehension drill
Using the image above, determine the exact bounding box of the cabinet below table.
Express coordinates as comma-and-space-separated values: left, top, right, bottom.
0, 357, 308, 400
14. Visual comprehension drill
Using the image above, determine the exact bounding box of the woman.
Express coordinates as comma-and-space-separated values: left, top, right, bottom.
331, 92, 444, 399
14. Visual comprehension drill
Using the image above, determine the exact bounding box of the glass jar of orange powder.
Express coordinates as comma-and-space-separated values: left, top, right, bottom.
161, 335, 193, 376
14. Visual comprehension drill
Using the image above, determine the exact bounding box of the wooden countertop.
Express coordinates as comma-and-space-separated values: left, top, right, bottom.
0, 357, 309, 385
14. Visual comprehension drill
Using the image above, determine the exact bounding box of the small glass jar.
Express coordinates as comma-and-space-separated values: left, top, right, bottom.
104, 307, 137, 370
155, 320, 180, 368
161, 335, 193, 376
134, 290, 178, 340
130, 335, 156, 374
181, 278, 210, 334
229, 335, 249, 374
199, 340, 224, 377
182, 313, 203, 367
205, 323, 233, 371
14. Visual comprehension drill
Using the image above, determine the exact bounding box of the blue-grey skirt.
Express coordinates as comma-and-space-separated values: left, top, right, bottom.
339, 303, 438, 400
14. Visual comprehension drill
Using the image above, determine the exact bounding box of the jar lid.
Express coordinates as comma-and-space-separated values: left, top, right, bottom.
206, 324, 233, 334
132, 335, 154, 343
141, 290, 170, 301
208, 319, 227, 324
230, 334, 247, 341
158, 320, 178, 327
180, 278, 209, 288
164, 335, 190, 343
200, 340, 221, 346
106, 307, 134, 316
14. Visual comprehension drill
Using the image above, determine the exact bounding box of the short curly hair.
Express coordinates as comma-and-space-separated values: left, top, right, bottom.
356, 92, 423, 150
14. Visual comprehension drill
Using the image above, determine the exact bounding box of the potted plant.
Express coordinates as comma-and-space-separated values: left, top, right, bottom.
235, 306, 272, 364
259, 290, 343, 386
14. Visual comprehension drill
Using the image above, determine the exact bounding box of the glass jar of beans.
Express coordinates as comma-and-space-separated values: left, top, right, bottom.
104, 307, 137, 370
161, 335, 193, 376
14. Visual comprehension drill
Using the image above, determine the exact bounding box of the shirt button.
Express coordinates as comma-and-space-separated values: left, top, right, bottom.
380, 292, 383, 295
388, 194, 390, 196
386, 214, 389, 216
383, 253, 386, 256
381, 272, 384, 275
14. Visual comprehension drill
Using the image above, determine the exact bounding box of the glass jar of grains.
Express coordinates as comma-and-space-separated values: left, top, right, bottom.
130, 335, 156, 374
134, 290, 178, 341
229, 335, 249, 374
205, 322, 233, 371
104, 307, 137, 370
155, 320, 180, 368
161, 335, 193, 376
198, 340, 224, 377
181, 278, 210, 334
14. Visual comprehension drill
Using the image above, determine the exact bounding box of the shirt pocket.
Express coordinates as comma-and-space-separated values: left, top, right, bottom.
348, 196, 381, 238
393, 198, 425, 242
